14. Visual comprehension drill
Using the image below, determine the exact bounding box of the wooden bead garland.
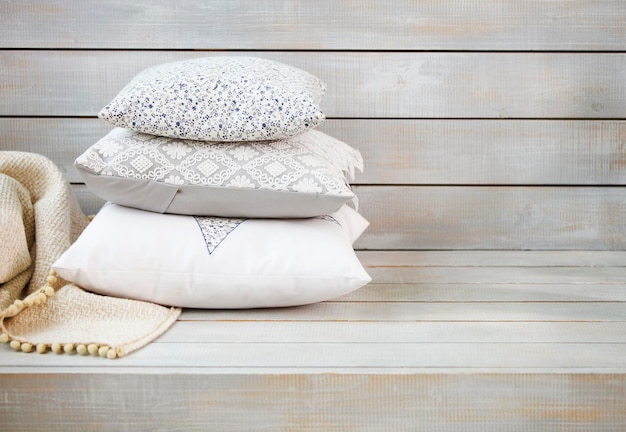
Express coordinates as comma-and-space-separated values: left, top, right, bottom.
0, 268, 120, 360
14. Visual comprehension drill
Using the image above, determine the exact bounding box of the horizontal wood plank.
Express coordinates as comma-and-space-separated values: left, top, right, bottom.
324, 119, 626, 185
364, 267, 626, 284
179, 302, 626, 322
3, 3, 626, 429
5, 118, 626, 185
334, 283, 626, 302
356, 186, 626, 250
1, 250, 625, 429
2, 0, 625, 51
3, 51, 625, 118
67, 185, 626, 250
158, 321, 626, 344
2, 341, 625, 369
357, 250, 626, 267
1, 374, 624, 431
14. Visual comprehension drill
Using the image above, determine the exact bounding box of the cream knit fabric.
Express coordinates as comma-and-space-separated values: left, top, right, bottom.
0, 151, 181, 358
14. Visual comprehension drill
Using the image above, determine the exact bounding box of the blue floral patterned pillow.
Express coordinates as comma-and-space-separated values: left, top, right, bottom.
98, 56, 326, 142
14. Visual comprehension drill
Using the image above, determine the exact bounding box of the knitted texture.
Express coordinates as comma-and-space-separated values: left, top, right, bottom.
0, 151, 181, 358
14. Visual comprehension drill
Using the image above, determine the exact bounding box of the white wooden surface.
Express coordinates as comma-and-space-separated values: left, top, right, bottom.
3, 50, 625, 118
1, 251, 625, 430
68, 184, 626, 250
1, 3, 626, 250
2, 1, 626, 430
2, 0, 625, 50
5, 118, 626, 185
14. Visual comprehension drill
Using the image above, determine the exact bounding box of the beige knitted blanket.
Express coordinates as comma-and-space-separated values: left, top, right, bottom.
0, 151, 181, 359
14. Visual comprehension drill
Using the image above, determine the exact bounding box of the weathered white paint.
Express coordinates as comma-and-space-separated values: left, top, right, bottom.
69, 185, 626, 250
5, 118, 626, 185
1, 250, 626, 428
2, 0, 625, 50
2, 1, 626, 429
2, 51, 625, 118
1, 374, 625, 431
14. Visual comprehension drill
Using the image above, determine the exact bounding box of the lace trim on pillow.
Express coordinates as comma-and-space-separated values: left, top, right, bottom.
193, 216, 247, 254
193, 214, 340, 255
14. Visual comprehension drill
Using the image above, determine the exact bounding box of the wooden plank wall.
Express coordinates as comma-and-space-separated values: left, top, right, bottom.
1, 0, 625, 250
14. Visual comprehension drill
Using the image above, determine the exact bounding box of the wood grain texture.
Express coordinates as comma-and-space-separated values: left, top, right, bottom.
1, 251, 625, 429
158, 321, 626, 343
67, 185, 626, 250
2, 0, 625, 51
357, 250, 626, 267
3, 342, 626, 369
1, 374, 624, 431
178, 302, 626, 322
2, 50, 625, 118
5, 118, 626, 185
355, 186, 626, 250
334, 283, 626, 302
363, 266, 626, 284
2, 2, 626, 429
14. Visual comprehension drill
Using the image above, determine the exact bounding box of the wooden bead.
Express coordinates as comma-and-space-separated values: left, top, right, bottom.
63, 343, 74, 353
107, 349, 117, 360
13, 299, 24, 310
0, 333, 9, 344
51, 342, 63, 354
21, 343, 33, 353
37, 292, 48, 303
9, 340, 21, 351
76, 344, 88, 355
23, 297, 33, 307
46, 275, 58, 285
43, 286, 55, 297
88, 344, 99, 356
6, 305, 18, 316
36, 344, 48, 354
98, 346, 110, 358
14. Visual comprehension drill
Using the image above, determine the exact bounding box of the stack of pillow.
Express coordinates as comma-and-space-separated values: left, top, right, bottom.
53, 56, 371, 309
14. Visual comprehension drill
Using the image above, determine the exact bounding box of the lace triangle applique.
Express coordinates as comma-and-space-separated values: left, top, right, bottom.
193, 216, 247, 254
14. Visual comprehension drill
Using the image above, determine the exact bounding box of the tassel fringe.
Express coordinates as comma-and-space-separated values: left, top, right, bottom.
0, 269, 119, 360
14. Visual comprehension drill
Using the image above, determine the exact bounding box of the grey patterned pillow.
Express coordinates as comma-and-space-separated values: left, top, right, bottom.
98, 56, 326, 142
75, 128, 363, 218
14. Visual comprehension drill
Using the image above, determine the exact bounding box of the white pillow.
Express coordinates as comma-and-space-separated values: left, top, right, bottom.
52, 204, 371, 309
75, 127, 363, 218
98, 56, 326, 142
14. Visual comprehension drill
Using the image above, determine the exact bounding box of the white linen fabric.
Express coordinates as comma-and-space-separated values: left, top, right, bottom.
75, 128, 363, 218
98, 56, 326, 142
52, 204, 371, 309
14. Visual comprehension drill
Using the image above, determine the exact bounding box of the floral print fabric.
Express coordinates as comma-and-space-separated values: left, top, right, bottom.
194, 216, 246, 254
98, 56, 326, 142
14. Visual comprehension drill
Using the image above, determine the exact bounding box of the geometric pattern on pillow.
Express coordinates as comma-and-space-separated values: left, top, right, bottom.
98, 56, 327, 142
77, 128, 358, 196
75, 128, 363, 217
